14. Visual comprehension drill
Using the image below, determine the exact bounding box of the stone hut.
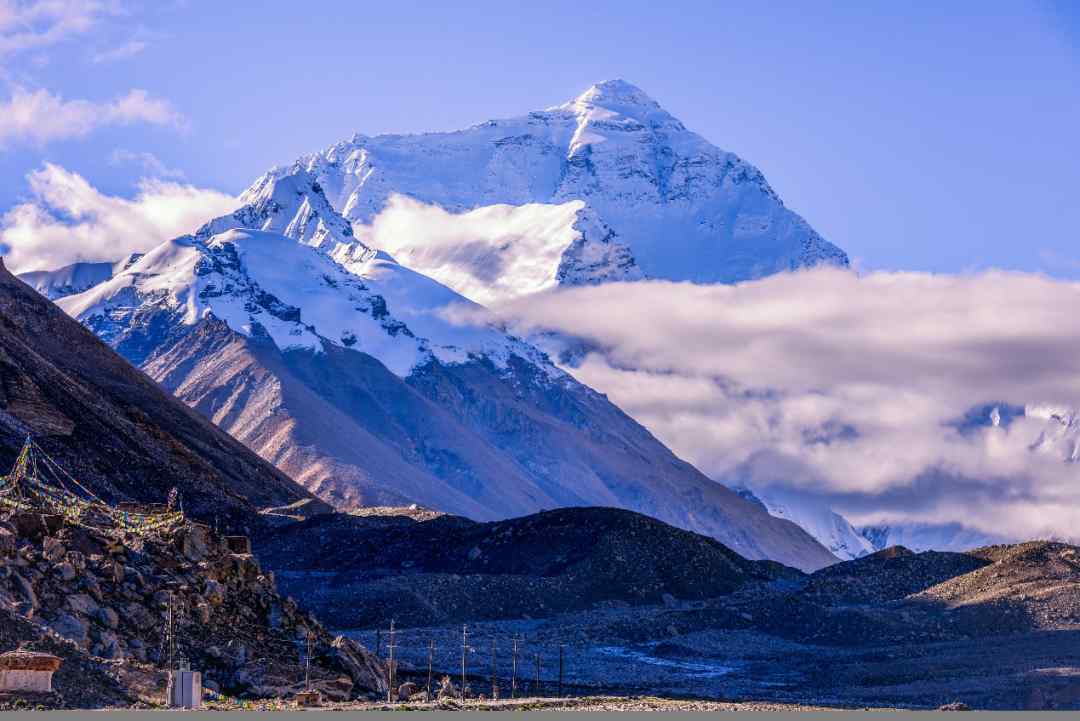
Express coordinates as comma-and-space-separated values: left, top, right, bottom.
0, 650, 63, 693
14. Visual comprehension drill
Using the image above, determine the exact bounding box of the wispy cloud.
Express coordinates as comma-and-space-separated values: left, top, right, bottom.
0, 86, 185, 147
91, 37, 145, 63
448, 269, 1080, 542
0, 0, 112, 56
108, 148, 184, 178
0, 163, 236, 272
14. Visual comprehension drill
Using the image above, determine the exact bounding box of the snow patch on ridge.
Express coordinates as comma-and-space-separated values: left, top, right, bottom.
58, 229, 561, 379
737, 486, 873, 560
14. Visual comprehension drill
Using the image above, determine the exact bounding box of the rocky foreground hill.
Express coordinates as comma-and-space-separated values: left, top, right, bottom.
0, 255, 383, 707
0, 516, 384, 708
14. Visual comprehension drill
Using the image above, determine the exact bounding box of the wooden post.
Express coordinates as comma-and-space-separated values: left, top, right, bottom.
511, 636, 519, 699
460, 625, 468, 703
304, 630, 313, 691
427, 639, 434, 701
490, 637, 497, 700
558, 643, 564, 698
387, 619, 396, 703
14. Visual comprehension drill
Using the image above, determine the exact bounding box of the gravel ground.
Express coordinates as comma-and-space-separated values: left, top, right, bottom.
200, 695, 872, 712
344, 605, 1080, 710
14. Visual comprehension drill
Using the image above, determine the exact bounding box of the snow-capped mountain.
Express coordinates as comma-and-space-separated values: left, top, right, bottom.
859, 523, 1004, 553
57, 229, 542, 375
1026, 403, 1080, 461
18, 253, 143, 300
197, 169, 376, 269
737, 487, 874, 560
251, 79, 847, 303
51, 220, 837, 571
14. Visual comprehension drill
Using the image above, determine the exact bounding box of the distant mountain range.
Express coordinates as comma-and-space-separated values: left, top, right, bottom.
24, 80, 1037, 564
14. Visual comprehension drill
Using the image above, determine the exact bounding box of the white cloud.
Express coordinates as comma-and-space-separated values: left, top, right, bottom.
352, 194, 584, 305
91, 38, 145, 63
0, 163, 236, 272
448, 269, 1080, 542
108, 148, 183, 178
0, 86, 185, 147
0, 0, 111, 56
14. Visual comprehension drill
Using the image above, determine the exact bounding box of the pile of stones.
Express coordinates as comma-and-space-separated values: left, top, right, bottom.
0, 513, 384, 706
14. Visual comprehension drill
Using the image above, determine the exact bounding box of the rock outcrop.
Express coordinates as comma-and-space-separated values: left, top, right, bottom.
0, 514, 384, 707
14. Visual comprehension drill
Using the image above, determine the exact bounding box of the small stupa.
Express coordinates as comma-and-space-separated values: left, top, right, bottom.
0, 650, 63, 694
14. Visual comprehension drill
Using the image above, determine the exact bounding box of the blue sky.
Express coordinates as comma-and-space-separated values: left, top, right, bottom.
0, 0, 1077, 275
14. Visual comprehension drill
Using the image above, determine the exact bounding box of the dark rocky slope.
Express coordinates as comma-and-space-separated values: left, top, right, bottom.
0, 260, 324, 533
0, 517, 383, 707
257, 506, 801, 628
626, 540, 1080, 648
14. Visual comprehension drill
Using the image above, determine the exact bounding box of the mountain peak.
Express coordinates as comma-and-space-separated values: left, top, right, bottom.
572, 79, 659, 109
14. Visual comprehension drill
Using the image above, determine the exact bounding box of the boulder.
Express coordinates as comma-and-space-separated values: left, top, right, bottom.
67, 550, 86, 572
95, 606, 119, 630
42, 537, 65, 562
95, 631, 123, 660
204, 579, 225, 605
436, 675, 458, 700
83, 574, 103, 602
123, 565, 144, 588
9, 513, 62, 539
50, 612, 88, 646
331, 636, 386, 695
194, 599, 211, 625
11, 570, 37, 612
316, 676, 353, 702
67, 593, 99, 616
180, 527, 211, 562
55, 561, 76, 582
0, 527, 15, 557
124, 602, 156, 631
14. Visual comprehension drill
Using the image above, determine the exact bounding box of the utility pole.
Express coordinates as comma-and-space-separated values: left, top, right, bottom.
161, 592, 178, 669
304, 629, 313, 691
387, 619, 397, 703
376, 628, 382, 660
460, 625, 468, 703
534, 652, 541, 697
427, 639, 435, 701
510, 636, 520, 699
490, 637, 497, 700
558, 643, 565, 698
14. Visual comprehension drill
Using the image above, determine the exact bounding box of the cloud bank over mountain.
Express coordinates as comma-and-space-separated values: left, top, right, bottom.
0, 164, 235, 272
451, 267, 1080, 542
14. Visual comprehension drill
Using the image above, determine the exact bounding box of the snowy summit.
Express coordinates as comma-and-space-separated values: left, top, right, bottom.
246, 79, 848, 304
